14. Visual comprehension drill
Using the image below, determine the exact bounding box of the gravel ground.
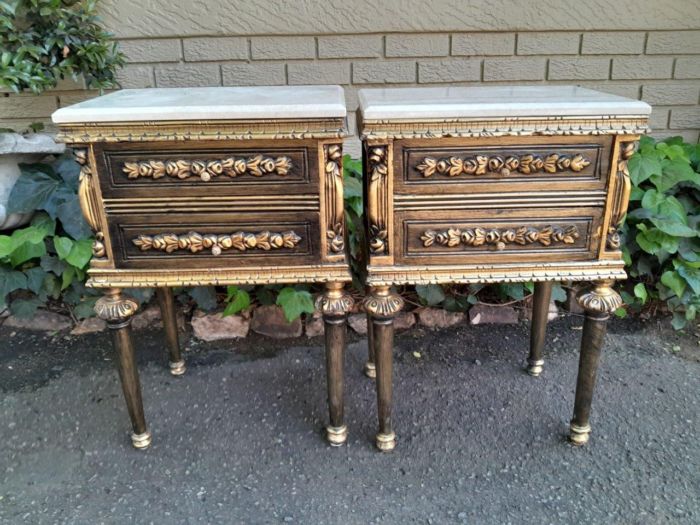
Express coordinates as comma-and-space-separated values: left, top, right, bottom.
1, 315, 698, 524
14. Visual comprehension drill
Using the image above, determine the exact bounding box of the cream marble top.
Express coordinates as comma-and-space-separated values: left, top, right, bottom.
52, 86, 347, 124
359, 86, 651, 120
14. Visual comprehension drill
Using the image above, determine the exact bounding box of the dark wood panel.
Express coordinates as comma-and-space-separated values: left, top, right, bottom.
395, 207, 603, 265
93, 139, 319, 199
107, 211, 320, 269
394, 135, 613, 195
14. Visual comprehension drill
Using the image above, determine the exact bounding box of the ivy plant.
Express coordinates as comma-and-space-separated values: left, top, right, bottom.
0, 0, 124, 94
621, 136, 700, 329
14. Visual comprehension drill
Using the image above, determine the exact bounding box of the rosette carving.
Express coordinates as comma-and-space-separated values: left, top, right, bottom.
122, 155, 292, 182
606, 141, 636, 250
132, 230, 301, 255
362, 286, 404, 319
416, 152, 591, 178
576, 280, 623, 315
324, 144, 345, 254
367, 146, 389, 255
420, 225, 580, 250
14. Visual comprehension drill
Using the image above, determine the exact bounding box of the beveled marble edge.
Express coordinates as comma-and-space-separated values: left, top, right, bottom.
52, 86, 347, 124
358, 86, 651, 120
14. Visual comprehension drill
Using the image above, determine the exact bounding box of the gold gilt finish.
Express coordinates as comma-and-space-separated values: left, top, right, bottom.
94, 288, 139, 324
367, 146, 390, 255
132, 230, 302, 254
416, 152, 590, 178
323, 144, 345, 254
606, 141, 636, 250
420, 224, 580, 250
75, 149, 107, 259
122, 154, 293, 182
360, 97, 646, 451
315, 281, 354, 317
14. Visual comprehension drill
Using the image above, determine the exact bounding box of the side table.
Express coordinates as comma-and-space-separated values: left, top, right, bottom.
52, 86, 353, 449
357, 86, 650, 451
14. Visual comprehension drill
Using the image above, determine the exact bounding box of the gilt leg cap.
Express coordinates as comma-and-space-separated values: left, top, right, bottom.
326, 425, 348, 447
169, 359, 186, 376
376, 432, 396, 452
131, 430, 152, 449
364, 361, 376, 379
526, 358, 544, 377
569, 423, 591, 446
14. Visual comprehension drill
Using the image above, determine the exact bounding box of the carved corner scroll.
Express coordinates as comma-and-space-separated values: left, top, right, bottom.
75, 149, 107, 260
132, 230, 302, 255
607, 141, 635, 250
366, 146, 389, 255
416, 152, 591, 178
420, 225, 580, 250
323, 144, 345, 254
122, 155, 292, 182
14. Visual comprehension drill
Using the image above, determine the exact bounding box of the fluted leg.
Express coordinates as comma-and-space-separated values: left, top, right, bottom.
569, 280, 622, 446
527, 281, 553, 377
95, 288, 151, 450
363, 286, 404, 452
155, 287, 185, 376
316, 282, 353, 446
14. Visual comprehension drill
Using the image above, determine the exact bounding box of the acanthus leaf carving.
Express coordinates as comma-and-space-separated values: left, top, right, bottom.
367, 146, 389, 255
323, 144, 345, 254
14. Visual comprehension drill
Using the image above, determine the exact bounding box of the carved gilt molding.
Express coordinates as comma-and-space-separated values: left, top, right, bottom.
416, 152, 590, 178
323, 144, 345, 253
576, 280, 623, 314
95, 290, 139, 324
123, 155, 292, 182
75, 149, 107, 259
132, 230, 301, 255
316, 282, 354, 317
362, 286, 404, 318
420, 225, 580, 250
606, 141, 635, 250
366, 146, 389, 255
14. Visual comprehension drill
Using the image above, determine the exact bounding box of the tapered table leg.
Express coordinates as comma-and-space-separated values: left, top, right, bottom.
527, 281, 553, 377
364, 311, 376, 379
363, 286, 404, 452
569, 280, 622, 446
95, 288, 151, 450
155, 287, 185, 376
316, 282, 353, 446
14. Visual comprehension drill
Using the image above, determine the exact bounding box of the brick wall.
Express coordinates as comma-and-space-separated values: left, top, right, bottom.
3, 28, 699, 154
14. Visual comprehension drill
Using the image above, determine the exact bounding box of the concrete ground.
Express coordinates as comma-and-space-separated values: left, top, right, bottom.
1, 315, 698, 524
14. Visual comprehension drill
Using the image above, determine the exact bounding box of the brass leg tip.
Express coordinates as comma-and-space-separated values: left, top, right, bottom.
364, 361, 376, 379
569, 423, 591, 446
326, 425, 348, 447
169, 359, 186, 376
526, 359, 544, 377
131, 430, 152, 449
376, 432, 396, 452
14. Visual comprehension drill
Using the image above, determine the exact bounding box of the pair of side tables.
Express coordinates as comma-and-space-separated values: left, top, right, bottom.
52, 85, 650, 451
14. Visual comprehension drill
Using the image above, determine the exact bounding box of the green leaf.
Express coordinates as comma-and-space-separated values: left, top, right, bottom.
671, 312, 687, 330
24, 266, 46, 294
628, 153, 662, 186
7, 163, 62, 213
613, 307, 627, 318
9, 239, 46, 267
9, 297, 42, 318
189, 286, 218, 311
415, 284, 445, 305
636, 226, 679, 255
661, 270, 686, 298
676, 262, 700, 295
255, 286, 278, 306
651, 158, 699, 192
0, 235, 13, 258
54, 236, 73, 260
276, 287, 315, 323
73, 296, 98, 319
64, 238, 93, 269
633, 282, 648, 304
222, 286, 250, 316
551, 283, 567, 303
0, 268, 27, 302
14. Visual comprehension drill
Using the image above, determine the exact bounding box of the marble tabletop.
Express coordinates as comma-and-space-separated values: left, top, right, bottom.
358, 86, 651, 120
52, 86, 347, 123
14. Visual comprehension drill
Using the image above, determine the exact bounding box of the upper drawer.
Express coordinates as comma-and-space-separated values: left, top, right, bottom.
93, 140, 318, 198
394, 135, 612, 195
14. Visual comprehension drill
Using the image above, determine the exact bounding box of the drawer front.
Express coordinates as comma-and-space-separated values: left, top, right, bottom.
94, 140, 317, 199
395, 135, 612, 195
395, 207, 603, 265
107, 212, 320, 269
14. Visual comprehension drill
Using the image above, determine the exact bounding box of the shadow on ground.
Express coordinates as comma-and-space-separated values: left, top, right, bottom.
1, 316, 698, 524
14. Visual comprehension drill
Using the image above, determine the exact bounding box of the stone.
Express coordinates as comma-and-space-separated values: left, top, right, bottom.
0, 132, 65, 230
347, 313, 368, 335
250, 305, 302, 339
521, 299, 559, 322
468, 304, 519, 325
4, 310, 72, 332
305, 313, 324, 337
70, 317, 107, 335
191, 311, 250, 341
417, 308, 466, 329
483, 57, 546, 81
318, 35, 382, 59
222, 63, 286, 87
352, 61, 416, 84
131, 305, 162, 330
548, 57, 610, 80
394, 311, 416, 331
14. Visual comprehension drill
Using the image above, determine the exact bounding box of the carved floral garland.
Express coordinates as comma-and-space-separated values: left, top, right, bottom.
133, 230, 301, 255
420, 225, 580, 249
416, 153, 590, 178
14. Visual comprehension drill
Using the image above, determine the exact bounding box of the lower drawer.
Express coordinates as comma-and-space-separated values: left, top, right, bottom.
107, 212, 320, 269
395, 207, 603, 265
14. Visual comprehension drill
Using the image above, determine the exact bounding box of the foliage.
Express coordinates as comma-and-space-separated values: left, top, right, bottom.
0, 0, 124, 94
620, 136, 700, 329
